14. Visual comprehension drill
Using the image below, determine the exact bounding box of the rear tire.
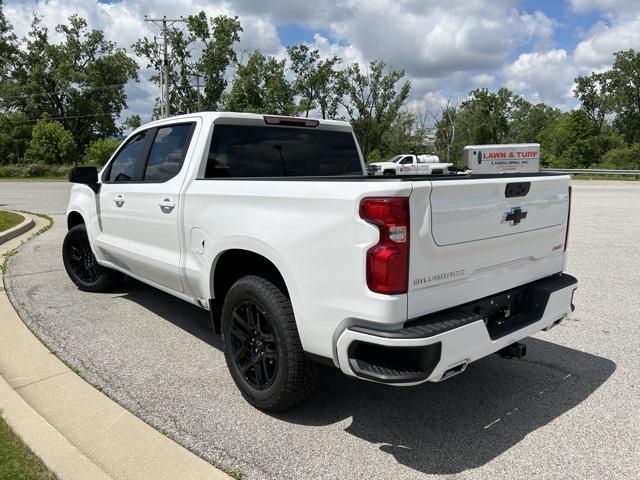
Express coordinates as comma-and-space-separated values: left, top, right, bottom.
221, 275, 318, 412
62, 223, 123, 292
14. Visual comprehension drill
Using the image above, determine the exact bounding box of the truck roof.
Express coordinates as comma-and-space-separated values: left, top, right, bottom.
140, 112, 353, 132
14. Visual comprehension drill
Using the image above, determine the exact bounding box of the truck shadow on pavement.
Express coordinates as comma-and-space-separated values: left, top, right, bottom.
281, 337, 615, 475
121, 280, 615, 477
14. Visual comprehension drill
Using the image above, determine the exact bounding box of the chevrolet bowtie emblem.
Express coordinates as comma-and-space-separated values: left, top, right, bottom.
504, 207, 527, 225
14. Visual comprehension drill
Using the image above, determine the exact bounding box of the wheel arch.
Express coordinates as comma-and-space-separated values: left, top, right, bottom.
210, 248, 289, 301
208, 248, 292, 334
67, 211, 85, 230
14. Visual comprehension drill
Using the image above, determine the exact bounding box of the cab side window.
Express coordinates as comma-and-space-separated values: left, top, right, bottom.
143, 124, 194, 182
107, 132, 148, 182
400, 156, 413, 164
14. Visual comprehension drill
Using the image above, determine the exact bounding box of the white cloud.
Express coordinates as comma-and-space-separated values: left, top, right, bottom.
502, 0, 640, 108
324, 1, 556, 79
471, 73, 496, 87
309, 34, 364, 67
570, 0, 640, 14
573, 16, 640, 68
503, 49, 578, 107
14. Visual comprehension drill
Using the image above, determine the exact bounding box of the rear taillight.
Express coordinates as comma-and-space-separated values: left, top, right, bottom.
564, 185, 572, 251
359, 197, 410, 294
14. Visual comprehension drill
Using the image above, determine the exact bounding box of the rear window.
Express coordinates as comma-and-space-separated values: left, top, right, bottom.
204, 125, 362, 178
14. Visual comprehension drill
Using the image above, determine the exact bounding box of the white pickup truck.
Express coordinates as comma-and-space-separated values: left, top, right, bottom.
368, 154, 453, 176
64, 112, 577, 412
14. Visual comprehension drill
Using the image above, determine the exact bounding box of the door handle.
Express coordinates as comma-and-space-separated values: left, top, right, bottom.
158, 198, 175, 212
114, 195, 125, 207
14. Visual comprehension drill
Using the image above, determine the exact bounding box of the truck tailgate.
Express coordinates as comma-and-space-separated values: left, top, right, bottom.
407, 175, 570, 319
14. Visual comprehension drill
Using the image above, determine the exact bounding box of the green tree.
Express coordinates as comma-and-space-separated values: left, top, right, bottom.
539, 110, 599, 167
607, 49, 640, 143
509, 98, 561, 143
133, 27, 196, 117
457, 87, 516, 145
3, 15, 138, 152
287, 45, 340, 118
82, 137, 121, 167
434, 102, 458, 162
225, 50, 296, 115
187, 13, 242, 110
380, 110, 419, 156
573, 73, 612, 134
24, 121, 77, 165
336, 60, 410, 157
123, 114, 141, 131
134, 12, 242, 116
601, 142, 640, 169
0, 0, 18, 83
0, 112, 32, 164
365, 149, 383, 164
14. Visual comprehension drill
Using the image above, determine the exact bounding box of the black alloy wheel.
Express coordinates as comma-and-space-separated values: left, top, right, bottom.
66, 233, 98, 283
62, 223, 123, 292
229, 301, 279, 390
221, 275, 318, 411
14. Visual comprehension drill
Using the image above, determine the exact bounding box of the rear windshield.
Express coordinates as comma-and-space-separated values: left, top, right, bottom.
204, 124, 363, 178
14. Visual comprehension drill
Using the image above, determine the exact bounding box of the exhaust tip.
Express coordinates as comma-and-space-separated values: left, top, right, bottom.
440, 361, 468, 381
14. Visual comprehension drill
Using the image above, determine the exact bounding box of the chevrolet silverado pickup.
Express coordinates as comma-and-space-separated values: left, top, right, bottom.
64, 112, 577, 412
368, 153, 453, 175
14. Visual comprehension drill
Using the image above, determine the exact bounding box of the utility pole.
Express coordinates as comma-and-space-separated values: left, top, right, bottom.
192, 73, 203, 112
155, 36, 164, 118
144, 15, 185, 118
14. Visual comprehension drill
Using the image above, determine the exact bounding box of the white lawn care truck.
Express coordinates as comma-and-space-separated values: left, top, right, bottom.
63, 114, 576, 411
368, 154, 453, 176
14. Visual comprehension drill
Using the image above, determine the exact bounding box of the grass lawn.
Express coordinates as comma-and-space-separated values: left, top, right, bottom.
0, 211, 24, 233
0, 417, 56, 480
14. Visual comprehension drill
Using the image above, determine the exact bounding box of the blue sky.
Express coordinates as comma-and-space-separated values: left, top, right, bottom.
6, 0, 640, 119
521, 0, 601, 50
276, 3, 598, 57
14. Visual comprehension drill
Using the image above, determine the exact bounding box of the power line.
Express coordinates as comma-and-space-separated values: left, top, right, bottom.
0, 84, 128, 100
144, 15, 185, 118
0, 112, 120, 125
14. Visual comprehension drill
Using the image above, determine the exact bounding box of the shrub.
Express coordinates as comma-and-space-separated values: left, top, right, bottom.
24, 121, 77, 165
601, 143, 640, 170
83, 138, 121, 167
0, 112, 32, 165
366, 149, 383, 164
0, 163, 70, 178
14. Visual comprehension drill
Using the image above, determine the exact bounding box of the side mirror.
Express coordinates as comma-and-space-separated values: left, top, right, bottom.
69, 166, 100, 193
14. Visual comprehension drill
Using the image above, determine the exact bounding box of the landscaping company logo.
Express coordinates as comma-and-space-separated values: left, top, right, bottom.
476, 150, 482, 164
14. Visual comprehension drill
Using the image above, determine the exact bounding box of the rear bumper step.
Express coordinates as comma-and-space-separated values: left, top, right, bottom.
336, 273, 577, 385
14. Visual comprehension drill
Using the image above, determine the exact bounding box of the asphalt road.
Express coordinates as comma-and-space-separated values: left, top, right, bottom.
1, 180, 638, 479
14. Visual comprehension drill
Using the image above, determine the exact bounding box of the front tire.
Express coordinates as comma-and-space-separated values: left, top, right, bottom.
62, 223, 123, 292
221, 275, 318, 412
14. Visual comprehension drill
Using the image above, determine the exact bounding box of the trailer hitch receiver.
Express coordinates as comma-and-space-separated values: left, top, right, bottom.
497, 341, 527, 359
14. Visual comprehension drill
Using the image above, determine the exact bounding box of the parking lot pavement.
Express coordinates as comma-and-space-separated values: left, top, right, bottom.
0, 180, 70, 215
1, 180, 639, 479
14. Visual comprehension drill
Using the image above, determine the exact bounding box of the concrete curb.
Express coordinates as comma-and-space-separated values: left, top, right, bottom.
0, 217, 230, 480
0, 211, 35, 245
